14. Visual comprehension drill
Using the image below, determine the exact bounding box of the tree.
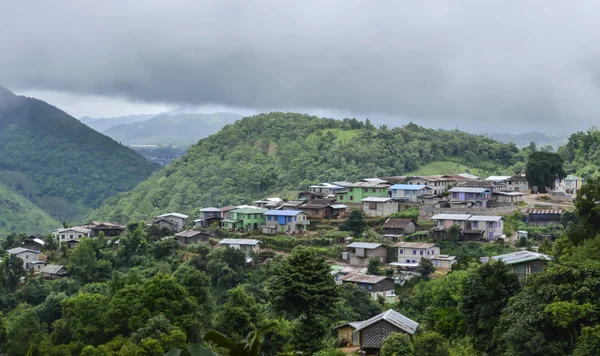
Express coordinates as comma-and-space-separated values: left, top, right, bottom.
416, 258, 435, 278
447, 224, 461, 242
215, 285, 263, 340
2, 254, 25, 291
339, 209, 367, 237
5, 304, 45, 355
380, 332, 414, 356
573, 177, 600, 235
462, 261, 521, 354
336, 283, 382, 322
525, 151, 566, 192
413, 331, 450, 356
367, 258, 381, 275
173, 265, 214, 324
269, 246, 339, 352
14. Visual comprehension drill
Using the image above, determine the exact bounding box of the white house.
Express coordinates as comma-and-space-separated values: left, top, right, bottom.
389, 184, 433, 202
154, 212, 189, 232
218, 238, 261, 257
394, 242, 440, 264
6, 247, 46, 271
53, 227, 92, 243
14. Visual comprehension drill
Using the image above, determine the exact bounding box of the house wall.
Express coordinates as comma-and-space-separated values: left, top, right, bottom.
397, 246, 440, 264
433, 219, 468, 229
57, 229, 90, 243
405, 178, 450, 195
13, 251, 39, 270
469, 220, 503, 240
265, 214, 309, 232
506, 179, 529, 192
390, 189, 425, 202
222, 244, 259, 256
359, 320, 403, 349
349, 247, 386, 266
162, 217, 185, 232
233, 212, 266, 231
383, 221, 417, 235
361, 201, 399, 217
337, 187, 388, 203
337, 326, 357, 347
510, 261, 548, 278
432, 258, 456, 269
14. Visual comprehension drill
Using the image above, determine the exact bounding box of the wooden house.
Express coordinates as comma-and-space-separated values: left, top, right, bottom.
88, 221, 125, 237
488, 251, 552, 278
334, 309, 419, 352
335, 181, 391, 203
154, 213, 189, 232
40, 264, 68, 279
526, 209, 563, 227
448, 187, 491, 208
388, 184, 432, 202
262, 210, 310, 234
22, 235, 45, 251
492, 191, 524, 203
382, 218, 418, 235
340, 274, 395, 300
175, 230, 210, 245
297, 199, 337, 219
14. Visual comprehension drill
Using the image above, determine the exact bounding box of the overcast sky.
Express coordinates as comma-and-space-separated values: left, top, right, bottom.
2, 1, 600, 133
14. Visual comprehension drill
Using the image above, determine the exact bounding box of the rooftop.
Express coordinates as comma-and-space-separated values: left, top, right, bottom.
448, 187, 491, 194
468, 215, 504, 222
157, 212, 189, 219
383, 218, 417, 229
340, 274, 391, 284
393, 242, 439, 249
40, 264, 67, 275
231, 207, 269, 214
527, 209, 564, 215
493, 191, 525, 196
199, 207, 221, 212
491, 251, 552, 265
57, 226, 92, 234
431, 214, 472, 221
353, 309, 419, 335
7, 247, 38, 254
346, 181, 391, 188
389, 184, 430, 190
330, 204, 348, 209
485, 175, 512, 181
361, 197, 393, 202
219, 238, 261, 246
264, 210, 305, 216
175, 230, 207, 238
432, 254, 458, 261
346, 242, 383, 249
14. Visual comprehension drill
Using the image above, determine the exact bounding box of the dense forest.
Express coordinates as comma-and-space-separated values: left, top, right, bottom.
103, 113, 242, 146
559, 128, 600, 178
3, 178, 600, 355
90, 112, 522, 223
0, 86, 157, 232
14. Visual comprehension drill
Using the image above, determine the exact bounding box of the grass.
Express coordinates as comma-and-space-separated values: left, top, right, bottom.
407, 161, 489, 177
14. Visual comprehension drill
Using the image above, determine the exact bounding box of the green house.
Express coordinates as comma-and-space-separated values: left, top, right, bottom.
221, 207, 268, 231
335, 181, 391, 203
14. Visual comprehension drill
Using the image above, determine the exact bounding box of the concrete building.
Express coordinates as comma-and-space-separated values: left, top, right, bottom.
361, 197, 399, 217
343, 242, 387, 266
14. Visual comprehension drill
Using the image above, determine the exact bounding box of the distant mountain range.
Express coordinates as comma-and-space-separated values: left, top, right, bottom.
0, 86, 157, 234
80, 113, 157, 132
482, 132, 569, 149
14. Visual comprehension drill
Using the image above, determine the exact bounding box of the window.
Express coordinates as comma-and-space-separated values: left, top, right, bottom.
268, 216, 272, 221
70, 235, 73, 239
406, 259, 411, 263
489, 222, 494, 228
61, 234, 65, 240
399, 249, 404, 254
339, 196, 344, 200
413, 250, 416, 255
349, 188, 353, 192
25, 255, 29, 259
369, 202, 377, 210
368, 285, 372, 290
412, 260, 416, 263
294, 217, 297, 221
472, 222, 478, 228
360, 284, 364, 289
420, 250, 424, 255
287, 217, 292, 222
350, 196, 354, 201
373, 188, 376, 193
452, 193, 458, 198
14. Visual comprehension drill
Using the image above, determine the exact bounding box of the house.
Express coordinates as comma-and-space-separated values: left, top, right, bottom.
562, 175, 583, 193
87, 221, 125, 237
340, 274, 396, 300
467, 215, 505, 241
330, 265, 367, 284
22, 235, 45, 251
297, 199, 344, 219
389, 184, 433, 202
281, 200, 304, 210
456, 180, 505, 192
262, 210, 310, 234
218, 238, 261, 256
6, 247, 44, 271
418, 194, 443, 206
308, 182, 348, 196
40, 264, 68, 279
394, 242, 441, 264
448, 187, 491, 208
488, 251, 552, 278
197, 207, 224, 228
254, 197, 283, 209
220, 206, 237, 218
335, 181, 391, 203
298, 191, 327, 201
175, 230, 210, 245
431, 254, 458, 269
343, 242, 387, 266
492, 191, 524, 203
486, 175, 529, 192
361, 197, 399, 217
526, 209, 563, 226
53, 227, 92, 243
402, 175, 459, 195
382, 218, 418, 235
154, 213, 189, 232
221, 207, 268, 231
334, 309, 418, 352
431, 214, 472, 230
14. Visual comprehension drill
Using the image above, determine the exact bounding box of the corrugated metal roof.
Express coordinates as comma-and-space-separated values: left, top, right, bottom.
57, 226, 92, 234
341, 274, 391, 284
491, 251, 552, 265
393, 242, 438, 249
383, 218, 416, 229
220, 206, 236, 211
264, 210, 304, 216
40, 264, 67, 274
493, 191, 524, 196
360, 178, 389, 184
354, 309, 419, 335
231, 207, 268, 214
457, 173, 481, 180
219, 238, 261, 246
431, 255, 457, 261
346, 181, 391, 188
431, 214, 472, 220
361, 197, 393, 202
346, 242, 383, 249
389, 184, 429, 190
175, 230, 206, 237
7, 247, 38, 254
468, 215, 503, 222
157, 212, 189, 219
330, 204, 348, 209
32, 238, 45, 245
486, 175, 512, 181
527, 209, 564, 215
331, 181, 354, 187
199, 207, 221, 212
449, 187, 491, 193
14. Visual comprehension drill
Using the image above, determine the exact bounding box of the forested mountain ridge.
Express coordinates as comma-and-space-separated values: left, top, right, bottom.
89, 112, 521, 223
102, 112, 243, 146
0, 86, 158, 230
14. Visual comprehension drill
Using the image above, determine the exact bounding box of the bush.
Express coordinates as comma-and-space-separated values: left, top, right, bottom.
389, 207, 420, 220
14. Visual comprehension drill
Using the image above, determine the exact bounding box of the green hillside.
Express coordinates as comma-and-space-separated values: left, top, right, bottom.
102, 112, 242, 146
0, 184, 59, 234
90, 113, 520, 223
0, 86, 158, 230
406, 161, 490, 177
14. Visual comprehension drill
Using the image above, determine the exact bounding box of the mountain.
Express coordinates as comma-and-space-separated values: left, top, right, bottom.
89, 112, 521, 223
0, 184, 59, 234
101, 112, 243, 146
80, 113, 157, 132
483, 132, 569, 149
0, 86, 158, 232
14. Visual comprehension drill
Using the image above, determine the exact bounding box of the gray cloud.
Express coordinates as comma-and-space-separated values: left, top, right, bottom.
2, 1, 600, 131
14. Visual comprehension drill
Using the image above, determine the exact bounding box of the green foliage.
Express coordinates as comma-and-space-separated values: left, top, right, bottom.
559, 128, 600, 177
380, 332, 414, 356
389, 207, 420, 220
413, 331, 451, 356
446, 224, 461, 242
367, 258, 381, 275
525, 151, 566, 192
416, 258, 436, 277
0, 185, 59, 235
339, 209, 367, 237
0, 88, 157, 229
90, 113, 521, 222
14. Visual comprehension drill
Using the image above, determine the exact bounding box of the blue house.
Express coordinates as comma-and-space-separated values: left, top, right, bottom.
262, 210, 310, 234
389, 184, 432, 202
